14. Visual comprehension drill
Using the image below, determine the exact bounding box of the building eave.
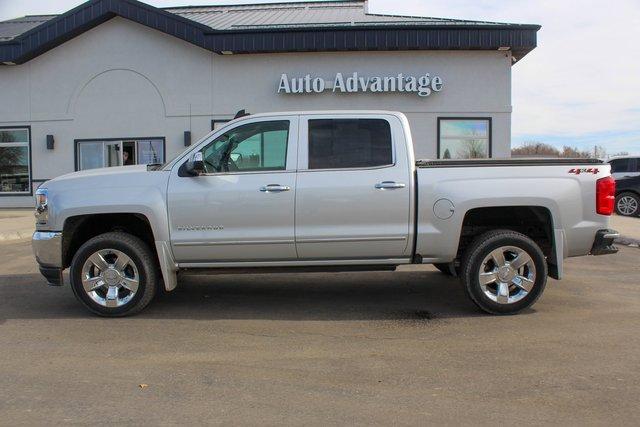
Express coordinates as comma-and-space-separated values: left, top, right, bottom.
0, 0, 540, 65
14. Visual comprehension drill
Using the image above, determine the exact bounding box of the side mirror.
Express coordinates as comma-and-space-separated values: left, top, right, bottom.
185, 152, 205, 176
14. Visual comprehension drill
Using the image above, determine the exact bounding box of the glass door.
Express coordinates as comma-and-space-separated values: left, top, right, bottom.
77, 141, 122, 170
78, 141, 105, 170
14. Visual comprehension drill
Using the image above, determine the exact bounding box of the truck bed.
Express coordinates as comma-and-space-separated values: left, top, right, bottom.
413, 158, 611, 273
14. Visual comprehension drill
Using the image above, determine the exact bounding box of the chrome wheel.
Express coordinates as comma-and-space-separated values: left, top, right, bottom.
478, 246, 536, 305
617, 195, 638, 216
81, 249, 140, 308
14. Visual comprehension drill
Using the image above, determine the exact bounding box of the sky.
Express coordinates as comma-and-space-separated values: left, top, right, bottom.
1, 0, 639, 156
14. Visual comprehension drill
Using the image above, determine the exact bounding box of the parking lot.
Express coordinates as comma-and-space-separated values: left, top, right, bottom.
1, 232, 639, 425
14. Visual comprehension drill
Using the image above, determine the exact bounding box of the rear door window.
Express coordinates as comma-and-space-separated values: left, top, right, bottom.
307, 119, 393, 169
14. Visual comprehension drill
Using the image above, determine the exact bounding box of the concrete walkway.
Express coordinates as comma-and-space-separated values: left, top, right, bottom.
0, 209, 34, 241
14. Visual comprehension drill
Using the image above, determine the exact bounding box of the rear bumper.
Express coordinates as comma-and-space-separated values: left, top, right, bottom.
590, 229, 619, 256
32, 231, 64, 286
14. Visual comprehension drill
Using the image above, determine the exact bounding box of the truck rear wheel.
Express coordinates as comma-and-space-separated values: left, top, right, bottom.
69, 232, 158, 317
460, 230, 547, 315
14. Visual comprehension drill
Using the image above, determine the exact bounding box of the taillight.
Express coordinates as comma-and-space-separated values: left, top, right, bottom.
596, 176, 616, 215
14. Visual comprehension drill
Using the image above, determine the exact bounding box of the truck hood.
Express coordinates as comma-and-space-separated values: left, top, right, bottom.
44, 165, 169, 193
53, 164, 148, 181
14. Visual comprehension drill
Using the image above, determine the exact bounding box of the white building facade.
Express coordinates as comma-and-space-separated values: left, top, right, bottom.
0, 0, 539, 207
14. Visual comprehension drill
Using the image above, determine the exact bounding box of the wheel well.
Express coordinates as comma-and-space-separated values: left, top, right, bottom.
456, 206, 554, 261
62, 213, 156, 268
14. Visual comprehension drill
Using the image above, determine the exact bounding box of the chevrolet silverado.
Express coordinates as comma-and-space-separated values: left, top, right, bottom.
32, 111, 619, 316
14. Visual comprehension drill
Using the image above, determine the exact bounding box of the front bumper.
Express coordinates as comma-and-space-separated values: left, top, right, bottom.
32, 231, 63, 286
590, 229, 619, 256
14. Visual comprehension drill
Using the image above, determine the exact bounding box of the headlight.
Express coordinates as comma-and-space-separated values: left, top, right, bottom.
35, 188, 48, 225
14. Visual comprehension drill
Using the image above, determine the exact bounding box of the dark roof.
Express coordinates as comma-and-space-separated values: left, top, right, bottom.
0, 0, 540, 65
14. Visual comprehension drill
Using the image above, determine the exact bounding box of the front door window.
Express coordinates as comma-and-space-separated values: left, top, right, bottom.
200, 121, 289, 173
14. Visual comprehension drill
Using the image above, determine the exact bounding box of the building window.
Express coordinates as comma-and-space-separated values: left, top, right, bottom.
200, 121, 289, 173
211, 119, 230, 131
76, 138, 165, 171
0, 127, 31, 194
308, 119, 393, 169
438, 118, 491, 159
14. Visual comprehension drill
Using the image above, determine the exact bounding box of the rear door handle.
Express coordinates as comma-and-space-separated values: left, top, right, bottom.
260, 184, 290, 193
375, 181, 406, 190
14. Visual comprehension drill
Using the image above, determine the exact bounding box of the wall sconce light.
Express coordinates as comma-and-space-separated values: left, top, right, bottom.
184, 131, 191, 147
46, 135, 55, 150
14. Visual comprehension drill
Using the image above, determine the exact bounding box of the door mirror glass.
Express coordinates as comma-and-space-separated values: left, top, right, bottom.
185, 152, 205, 176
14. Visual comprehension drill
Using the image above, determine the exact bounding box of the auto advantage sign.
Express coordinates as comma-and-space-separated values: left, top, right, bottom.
277, 72, 444, 97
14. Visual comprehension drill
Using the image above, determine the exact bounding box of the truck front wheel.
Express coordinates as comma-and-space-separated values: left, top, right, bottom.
460, 230, 547, 315
69, 232, 158, 317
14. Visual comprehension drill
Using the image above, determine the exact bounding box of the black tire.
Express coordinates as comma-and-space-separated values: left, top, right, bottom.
460, 229, 547, 315
615, 192, 640, 217
433, 262, 459, 277
70, 232, 158, 317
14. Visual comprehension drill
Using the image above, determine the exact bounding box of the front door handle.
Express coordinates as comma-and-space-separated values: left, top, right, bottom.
260, 184, 291, 193
375, 181, 406, 190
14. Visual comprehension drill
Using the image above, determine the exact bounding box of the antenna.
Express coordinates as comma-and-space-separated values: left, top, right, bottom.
234, 109, 250, 119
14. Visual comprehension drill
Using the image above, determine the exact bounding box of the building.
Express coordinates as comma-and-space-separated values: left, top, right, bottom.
0, 0, 539, 207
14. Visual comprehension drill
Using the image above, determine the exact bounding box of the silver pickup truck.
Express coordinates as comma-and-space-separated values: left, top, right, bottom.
32, 111, 619, 317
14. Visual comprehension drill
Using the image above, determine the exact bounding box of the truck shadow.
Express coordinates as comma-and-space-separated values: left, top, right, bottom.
0, 270, 530, 321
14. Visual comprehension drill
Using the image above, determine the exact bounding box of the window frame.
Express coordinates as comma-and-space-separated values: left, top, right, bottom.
437, 117, 492, 160
74, 136, 166, 171
0, 126, 32, 196
299, 115, 397, 172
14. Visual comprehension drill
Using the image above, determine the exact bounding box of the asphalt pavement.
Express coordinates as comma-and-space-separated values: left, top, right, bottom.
0, 239, 639, 425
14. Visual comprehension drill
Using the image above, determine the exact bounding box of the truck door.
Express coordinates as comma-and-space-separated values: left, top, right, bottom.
167, 116, 298, 262
295, 114, 413, 260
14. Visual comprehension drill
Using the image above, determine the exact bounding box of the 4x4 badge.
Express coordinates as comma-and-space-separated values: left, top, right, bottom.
568, 168, 599, 175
